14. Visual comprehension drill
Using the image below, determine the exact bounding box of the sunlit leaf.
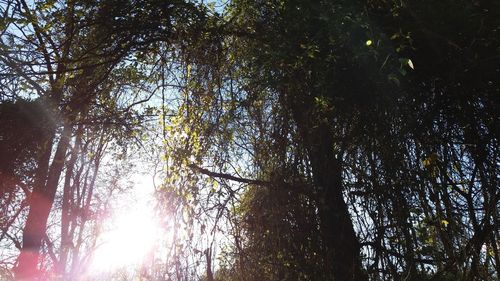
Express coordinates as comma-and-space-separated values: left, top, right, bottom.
408, 59, 414, 69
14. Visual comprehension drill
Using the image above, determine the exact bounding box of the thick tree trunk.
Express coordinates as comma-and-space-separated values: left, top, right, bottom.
289, 92, 366, 280
308, 127, 366, 281
15, 125, 72, 280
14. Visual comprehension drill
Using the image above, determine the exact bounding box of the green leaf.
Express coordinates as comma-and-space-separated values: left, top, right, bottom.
207, 2, 216, 11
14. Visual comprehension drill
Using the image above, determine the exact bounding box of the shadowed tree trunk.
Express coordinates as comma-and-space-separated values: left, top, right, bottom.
289, 92, 366, 281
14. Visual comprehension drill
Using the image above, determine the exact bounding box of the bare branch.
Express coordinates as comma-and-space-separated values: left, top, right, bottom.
188, 164, 270, 186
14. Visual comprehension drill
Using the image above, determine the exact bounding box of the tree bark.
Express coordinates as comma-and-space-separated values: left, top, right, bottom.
15, 124, 72, 280
308, 127, 366, 281
289, 94, 366, 281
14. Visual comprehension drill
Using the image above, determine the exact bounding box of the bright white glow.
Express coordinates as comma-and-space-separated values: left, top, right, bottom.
90, 207, 158, 271
89, 175, 160, 273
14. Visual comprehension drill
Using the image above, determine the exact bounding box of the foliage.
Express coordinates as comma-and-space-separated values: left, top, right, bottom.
170, 0, 500, 280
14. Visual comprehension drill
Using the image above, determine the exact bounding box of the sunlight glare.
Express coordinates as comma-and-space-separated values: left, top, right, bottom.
89, 176, 160, 273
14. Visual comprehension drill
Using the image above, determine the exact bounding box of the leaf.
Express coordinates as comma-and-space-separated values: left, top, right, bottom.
423, 153, 438, 167
211, 179, 219, 192
207, 2, 216, 11
365, 39, 373, 46
441, 219, 449, 227
399, 57, 414, 70
408, 59, 415, 69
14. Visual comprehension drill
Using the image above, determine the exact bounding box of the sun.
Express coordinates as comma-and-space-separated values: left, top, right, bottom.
88, 176, 161, 274
89, 207, 159, 272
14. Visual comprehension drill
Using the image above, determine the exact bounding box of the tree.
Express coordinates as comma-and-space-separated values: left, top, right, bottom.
168, 0, 499, 280
0, 0, 205, 279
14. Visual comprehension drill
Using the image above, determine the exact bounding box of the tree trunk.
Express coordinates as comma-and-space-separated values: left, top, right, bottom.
289, 93, 366, 281
59, 125, 82, 275
309, 127, 366, 281
15, 124, 72, 280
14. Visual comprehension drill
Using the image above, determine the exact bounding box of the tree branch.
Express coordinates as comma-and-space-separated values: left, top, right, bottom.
188, 164, 270, 186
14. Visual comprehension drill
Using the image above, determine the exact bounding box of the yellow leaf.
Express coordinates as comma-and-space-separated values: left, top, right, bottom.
423, 153, 438, 167
441, 219, 449, 227
365, 39, 373, 46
